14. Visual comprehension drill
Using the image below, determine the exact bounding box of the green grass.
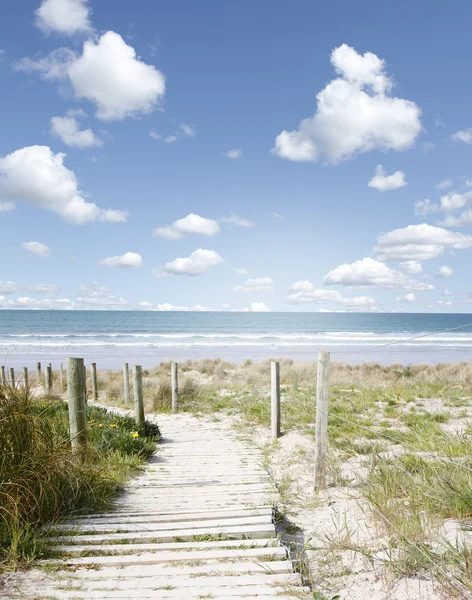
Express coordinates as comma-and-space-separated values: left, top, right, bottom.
0, 385, 159, 569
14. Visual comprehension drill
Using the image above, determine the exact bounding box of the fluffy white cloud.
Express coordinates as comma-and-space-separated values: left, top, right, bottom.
22, 241, 51, 257
35, 0, 91, 35
435, 179, 453, 190
100, 209, 128, 223
0, 146, 126, 224
438, 265, 453, 277
221, 213, 254, 227
368, 164, 407, 191
29, 283, 57, 295
15, 47, 77, 81
397, 293, 415, 303
399, 260, 422, 274
272, 44, 421, 163
414, 199, 439, 216
234, 268, 248, 275
76, 295, 128, 307
68, 31, 165, 120
223, 149, 242, 159
99, 252, 142, 268
286, 281, 376, 308
165, 135, 177, 143
233, 277, 274, 292
441, 209, 472, 228
0, 296, 74, 310
375, 223, 472, 261
440, 191, 472, 212
149, 130, 161, 140
324, 257, 434, 291
452, 129, 472, 144
180, 124, 196, 137
0, 281, 17, 294
246, 302, 270, 312
50, 115, 102, 148
138, 302, 209, 311
154, 214, 219, 240
159, 249, 223, 276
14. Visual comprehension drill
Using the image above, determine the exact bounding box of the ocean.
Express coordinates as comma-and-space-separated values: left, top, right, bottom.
1, 310, 472, 369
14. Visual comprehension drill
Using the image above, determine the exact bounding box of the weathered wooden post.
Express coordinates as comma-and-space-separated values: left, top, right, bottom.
314, 350, 330, 491
59, 363, 64, 390
1, 365, 6, 386
46, 364, 53, 395
271, 361, 281, 439
83, 364, 87, 404
133, 365, 145, 435
23, 367, 28, 388
67, 357, 87, 455
9, 367, 15, 386
91, 362, 98, 402
36, 361, 41, 383
171, 361, 178, 413
123, 363, 130, 405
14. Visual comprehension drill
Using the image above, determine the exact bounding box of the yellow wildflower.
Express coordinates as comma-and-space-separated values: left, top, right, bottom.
131, 432, 139, 439
98, 423, 103, 428
109, 423, 117, 429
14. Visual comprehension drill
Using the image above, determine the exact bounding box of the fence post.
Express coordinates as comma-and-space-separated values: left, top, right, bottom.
133, 365, 145, 435
46, 364, 53, 395
1, 365, 6, 386
91, 362, 98, 402
9, 367, 15, 386
83, 364, 87, 404
37, 362, 41, 383
67, 357, 87, 455
171, 361, 178, 413
314, 350, 330, 491
23, 367, 28, 388
271, 361, 281, 439
123, 363, 130, 405
59, 363, 64, 390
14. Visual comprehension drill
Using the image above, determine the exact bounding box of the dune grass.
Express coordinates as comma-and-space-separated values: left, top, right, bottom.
0, 385, 159, 570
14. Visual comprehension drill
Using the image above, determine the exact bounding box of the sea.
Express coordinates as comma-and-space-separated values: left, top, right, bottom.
1, 310, 472, 369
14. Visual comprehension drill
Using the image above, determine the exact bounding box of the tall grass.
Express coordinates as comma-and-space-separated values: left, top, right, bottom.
0, 385, 159, 569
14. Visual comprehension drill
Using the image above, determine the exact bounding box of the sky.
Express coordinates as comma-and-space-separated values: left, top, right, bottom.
1, 0, 472, 313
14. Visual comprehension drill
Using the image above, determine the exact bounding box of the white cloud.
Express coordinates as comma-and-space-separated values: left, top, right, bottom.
397, 293, 415, 303
438, 265, 453, 277
35, 0, 91, 35
247, 302, 270, 312
368, 164, 407, 191
452, 129, 472, 144
272, 44, 421, 163
439, 191, 472, 212
0, 296, 74, 310
221, 212, 254, 227
14, 47, 77, 81
0, 145, 126, 224
375, 223, 472, 261
99, 252, 142, 268
399, 260, 422, 274
78, 282, 112, 297
223, 149, 242, 159
77, 295, 128, 307
154, 213, 219, 240
0, 281, 17, 294
22, 241, 51, 257
100, 209, 128, 223
414, 199, 439, 216
180, 124, 196, 137
158, 249, 223, 277
50, 115, 102, 148
0, 201, 15, 212
234, 268, 248, 275
149, 130, 161, 140
138, 301, 209, 311
165, 135, 177, 143
29, 283, 57, 295
434, 179, 453, 190
441, 209, 472, 228
233, 277, 274, 293
286, 281, 376, 308
324, 257, 434, 291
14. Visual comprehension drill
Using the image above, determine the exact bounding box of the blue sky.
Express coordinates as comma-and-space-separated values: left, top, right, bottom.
1, 0, 472, 312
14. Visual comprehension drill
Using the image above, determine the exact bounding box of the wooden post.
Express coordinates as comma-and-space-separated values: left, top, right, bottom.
1, 365, 6, 386
23, 367, 28, 388
67, 357, 87, 455
171, 361, 178, 413
59, 363, 64, 390
314, 350, 330, 491
123, 363, 130, 405
133, 365, 145, 435
46, 364, 53, 395
271, 361, 281, 439
91, 362, 98, 402
83, 364, 87, 404
9, 367, 15, 386
36, 361, 41, 383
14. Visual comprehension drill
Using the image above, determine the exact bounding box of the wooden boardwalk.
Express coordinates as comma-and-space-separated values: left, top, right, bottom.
5, 413, 309, 599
